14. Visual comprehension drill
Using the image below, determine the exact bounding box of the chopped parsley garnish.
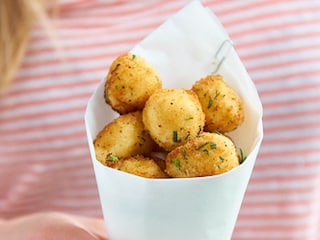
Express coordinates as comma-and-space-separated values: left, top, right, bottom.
182, 149, 188, 160
203, 149, 210, 155
132, 54, 136, 60
185, 116, 194, 121
239, 148, 247, 164
210, 143, 217, 149
137, 135, 146, 147
171, 158, 181, 169
173, 131, 180, 142
196, 142, 209, 150
214, 90, 220, 100
134, 162, 141, 167
108, 154, 118, 162
208, 98, 213, 109
219, 156, 225, 163
208, 91, 220, 109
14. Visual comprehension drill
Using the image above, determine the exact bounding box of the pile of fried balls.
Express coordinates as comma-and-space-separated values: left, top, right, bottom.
94, 53, 245, 178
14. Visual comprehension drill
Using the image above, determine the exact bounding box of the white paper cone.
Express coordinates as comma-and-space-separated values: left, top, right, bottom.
85, 1, 263, 239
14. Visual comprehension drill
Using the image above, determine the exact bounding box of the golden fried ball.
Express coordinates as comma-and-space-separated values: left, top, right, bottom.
192, 75, 244, 133
105, 154, 168, 179
105, 53, 162, 114
165, 132, 239, 178
93, 111, 155, 164
142, 88, 205, 152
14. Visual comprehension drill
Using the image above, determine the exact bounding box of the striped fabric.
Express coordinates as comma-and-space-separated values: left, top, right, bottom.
0, 0, 319, 239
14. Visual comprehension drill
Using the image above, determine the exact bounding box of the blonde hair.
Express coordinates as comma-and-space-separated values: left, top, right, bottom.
0, 0, 56, 93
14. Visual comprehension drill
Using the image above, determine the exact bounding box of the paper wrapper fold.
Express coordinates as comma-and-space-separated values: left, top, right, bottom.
85, 1, 263, 240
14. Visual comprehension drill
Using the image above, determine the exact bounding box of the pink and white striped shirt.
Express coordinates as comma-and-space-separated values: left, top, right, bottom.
0, 0, 319, 239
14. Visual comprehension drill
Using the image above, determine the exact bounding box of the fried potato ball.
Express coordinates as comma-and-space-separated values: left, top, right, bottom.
192, 75, 244, 133
165, 132, 239, 178
93, 111, 155, 164
142, 88, 205, 152
105, 53, 162, 114
105, 154, 168, 179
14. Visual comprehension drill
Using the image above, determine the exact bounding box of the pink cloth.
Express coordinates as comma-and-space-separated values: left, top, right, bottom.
0, 0, 319, 239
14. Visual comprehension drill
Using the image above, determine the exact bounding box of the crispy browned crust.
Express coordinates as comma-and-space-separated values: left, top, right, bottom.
93, 111, 155, 164
165, 132, 239, 178
192, 75, 244, 133
142, 88, 205, 151
105, 53, 162, 114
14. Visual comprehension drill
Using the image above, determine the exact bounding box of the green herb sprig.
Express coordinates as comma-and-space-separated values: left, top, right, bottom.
239, 148, 247, 164
107, 153, 118, 162
172, 158, 181, 169
173, 131, 180, 142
